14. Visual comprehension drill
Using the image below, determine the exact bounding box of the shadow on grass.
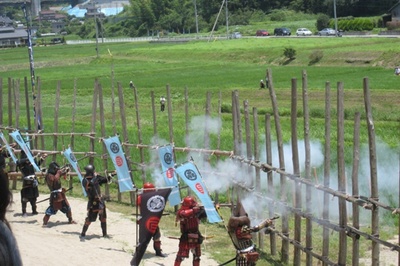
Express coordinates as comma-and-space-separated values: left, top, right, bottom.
259, 250, 286, 266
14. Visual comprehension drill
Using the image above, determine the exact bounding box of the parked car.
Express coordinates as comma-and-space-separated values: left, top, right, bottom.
231, 32, 242, 39
296, 28, 312, 36
274, 27, 291, 36
318, 28, 336, 36
256, 30, 269, 36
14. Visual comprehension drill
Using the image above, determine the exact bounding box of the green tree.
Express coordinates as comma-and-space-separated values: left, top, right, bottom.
316, 13, 330, 30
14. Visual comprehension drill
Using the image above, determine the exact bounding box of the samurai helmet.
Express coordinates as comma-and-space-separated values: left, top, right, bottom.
182, 196, 197, 209
84, 164, 95, 175
47, 161, 60, 175
143, 182, 155, 191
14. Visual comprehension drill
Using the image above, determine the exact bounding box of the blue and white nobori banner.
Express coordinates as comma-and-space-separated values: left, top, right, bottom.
158, 145, 181, 206
0, 132, 18, 163
10, 130, 40, 172
103, 136, 134, 192
175, 161, 222, 223
63, 148, 86, 196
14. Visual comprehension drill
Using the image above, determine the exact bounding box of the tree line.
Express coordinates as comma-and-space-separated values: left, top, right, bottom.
111, 0, 397, 36
0, 0, 398, 38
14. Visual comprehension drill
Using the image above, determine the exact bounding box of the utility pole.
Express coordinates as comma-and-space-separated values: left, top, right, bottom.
94, 13, 99, 58
193, 0, 199, 37
225, 0, 229, 38
333, 0, 338, 37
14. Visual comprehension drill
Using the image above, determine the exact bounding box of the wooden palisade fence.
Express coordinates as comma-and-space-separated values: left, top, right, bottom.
0, 68, 399, 265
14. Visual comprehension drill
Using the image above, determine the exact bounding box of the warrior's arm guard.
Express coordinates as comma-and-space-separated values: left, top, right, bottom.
241, 217, 277, 234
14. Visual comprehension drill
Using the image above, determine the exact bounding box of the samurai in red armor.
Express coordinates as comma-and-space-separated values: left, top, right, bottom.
174, 196, 207, 266
43, 161, 76, 226
80, 164, 111, 238
227, 202, 274, 266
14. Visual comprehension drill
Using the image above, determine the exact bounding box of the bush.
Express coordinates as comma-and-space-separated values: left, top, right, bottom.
309, 50, 323, 65
316, 13, 330, 30
284, 47, 296, 60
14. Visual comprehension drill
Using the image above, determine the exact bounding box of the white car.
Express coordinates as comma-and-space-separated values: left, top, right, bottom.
296, 28, 312, 36
318, 28, 336, 36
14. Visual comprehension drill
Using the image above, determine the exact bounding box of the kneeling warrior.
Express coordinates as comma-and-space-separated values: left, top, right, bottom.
80, 164, 111, 238
43, 161, 75, 226
227, 202, 275, 266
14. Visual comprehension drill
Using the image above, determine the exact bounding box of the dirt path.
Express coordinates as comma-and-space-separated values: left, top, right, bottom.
7, 192, 220, 266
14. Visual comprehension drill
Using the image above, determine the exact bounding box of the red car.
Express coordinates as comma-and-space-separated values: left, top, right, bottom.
256, 30, 269, 36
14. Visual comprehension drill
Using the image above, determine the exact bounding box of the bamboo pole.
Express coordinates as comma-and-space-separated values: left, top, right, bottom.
23, 77, 31, 131
337, 81, 347, 266
133, 86, 145, 183
267, 68, 289, 263
8, 78, 12, 134
253, 107, 263, 249
204, 92, 211, 160
98, 84, 110, 196
14, 79, 20, 131
243, 100, 253, 189
215, 91, 222, 203
151, 91, 158, 140
302, 70, 313, 266
89, 80, 98, 166
322, 82, 331, 266
52, 81, 61, 162
37, 77, 44, 150
117, 82, 135, 205
167, 85, 174, 144
351, 112, 361, 266
265, 113, 276, 255
363, 77, 379, 266
291, 77, 301, 265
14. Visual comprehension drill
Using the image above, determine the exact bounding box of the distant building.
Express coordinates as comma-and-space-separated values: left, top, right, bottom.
0, 26, 28, 48
37, 10, 67, 33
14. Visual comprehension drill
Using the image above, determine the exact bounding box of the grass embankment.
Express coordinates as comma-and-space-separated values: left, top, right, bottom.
2, 37, 399, 264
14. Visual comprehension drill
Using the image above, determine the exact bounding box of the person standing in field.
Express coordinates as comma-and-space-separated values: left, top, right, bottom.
17, 150, 47, 216
80, 164, 111, 238
43, 161, 76, 226
130, 81, 135, 89
160, 96, 166, 112
174, 196, 207, 266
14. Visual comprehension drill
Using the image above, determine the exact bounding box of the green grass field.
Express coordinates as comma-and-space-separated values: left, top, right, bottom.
1, 36, 399, 265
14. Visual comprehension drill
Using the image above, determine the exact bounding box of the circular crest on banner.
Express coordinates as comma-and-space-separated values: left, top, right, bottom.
69, 153, 77, 162
184, 169, 197, 181
16, 135, 22, 142
147, 195, 166, 213
110, 142, 120, 153
164, 152, 173, 165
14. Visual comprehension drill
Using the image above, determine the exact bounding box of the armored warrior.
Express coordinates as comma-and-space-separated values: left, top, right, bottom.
227, 203, 274, 266
174, 196, 207, 266
17, 151, 47, 216
80, 164, 111, 238
43, 161, 76, 226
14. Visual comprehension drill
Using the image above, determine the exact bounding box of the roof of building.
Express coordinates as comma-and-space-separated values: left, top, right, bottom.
0, 27, 28, 40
